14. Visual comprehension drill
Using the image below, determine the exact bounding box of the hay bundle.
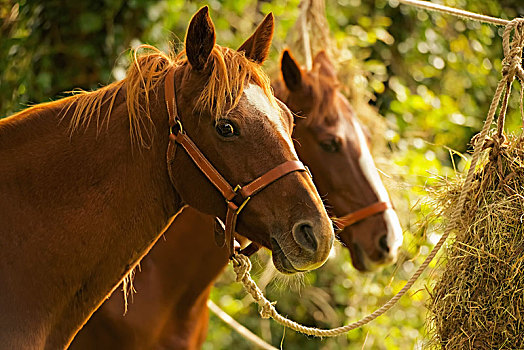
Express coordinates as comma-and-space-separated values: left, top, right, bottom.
427, 134, 524, 349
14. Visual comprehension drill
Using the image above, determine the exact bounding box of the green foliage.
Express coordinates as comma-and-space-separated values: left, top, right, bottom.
1, 0, 523, 348
1, 0, 151, 114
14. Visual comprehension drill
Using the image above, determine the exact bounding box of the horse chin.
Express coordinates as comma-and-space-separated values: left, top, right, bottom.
271, 238, 300, 275
348, 243, 379, 272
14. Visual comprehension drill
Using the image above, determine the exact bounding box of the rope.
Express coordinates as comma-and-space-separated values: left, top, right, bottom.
497, 81, 511, 139
229, 17, 524, 337
299, 0, 313, 70
397, 0, 510, 26
294, 0, 334, 70
207, 300, 278, 350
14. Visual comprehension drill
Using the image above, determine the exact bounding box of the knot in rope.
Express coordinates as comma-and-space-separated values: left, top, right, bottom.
232, 253, 251, 282
259, 301, 276, 319
501, 18, 524, 82
496, 18, 524, 138
232, 254, 277, 319
484, 134, 508, 161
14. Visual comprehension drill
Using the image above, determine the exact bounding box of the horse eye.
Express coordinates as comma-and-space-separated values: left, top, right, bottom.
320, 139, 340, 153
215, 120, 238, 138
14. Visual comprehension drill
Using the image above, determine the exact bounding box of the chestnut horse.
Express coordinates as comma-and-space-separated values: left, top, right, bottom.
0, 7, 334, 349
70, 49, 402, 349
276, 50, 403, 271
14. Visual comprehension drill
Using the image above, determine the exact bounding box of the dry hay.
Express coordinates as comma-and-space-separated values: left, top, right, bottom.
427, 133, 524, 349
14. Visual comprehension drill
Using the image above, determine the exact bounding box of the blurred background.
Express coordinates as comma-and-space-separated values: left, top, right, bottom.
1, 0, 523, 348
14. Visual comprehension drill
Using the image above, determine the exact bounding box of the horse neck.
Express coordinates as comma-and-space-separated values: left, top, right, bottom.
133, 208, 228, 348
69, 208, 228, 350
0, 80, 181, 348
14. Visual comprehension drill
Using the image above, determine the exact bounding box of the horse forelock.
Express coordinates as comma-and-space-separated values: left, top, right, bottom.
195, 46, 277, 121
301, 72, 346, 127
64, 44, 276, 148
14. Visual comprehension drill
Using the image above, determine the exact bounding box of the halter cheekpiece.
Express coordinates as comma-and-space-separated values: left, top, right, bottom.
164, 67, 308, 257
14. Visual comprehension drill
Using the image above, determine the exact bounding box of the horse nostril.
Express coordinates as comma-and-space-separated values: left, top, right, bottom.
378, 235, 390, 253
293, 223, 318, 252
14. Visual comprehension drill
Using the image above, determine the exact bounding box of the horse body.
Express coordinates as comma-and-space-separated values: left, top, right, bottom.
70, 208, 222, 350
0, 85, 179, 349
276, 50, 403, 271
1, 8, 334, 349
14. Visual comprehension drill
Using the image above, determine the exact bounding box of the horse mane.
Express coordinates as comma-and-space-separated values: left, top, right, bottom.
62, 43, 276, 147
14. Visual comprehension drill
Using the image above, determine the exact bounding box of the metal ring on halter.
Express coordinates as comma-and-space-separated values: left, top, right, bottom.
226, 185, 252, 215
170, 119, 184, 135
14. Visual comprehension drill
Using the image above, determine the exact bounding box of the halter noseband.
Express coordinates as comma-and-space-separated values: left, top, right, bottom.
333, 201, 391, 231
164, 67, 307, 257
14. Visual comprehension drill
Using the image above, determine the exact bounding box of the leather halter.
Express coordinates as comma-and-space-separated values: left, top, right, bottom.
164, 67, 307, 257
333, 201, 391, 231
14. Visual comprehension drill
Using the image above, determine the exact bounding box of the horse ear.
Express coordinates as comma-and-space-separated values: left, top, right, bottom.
185, 6, 216, 71
313, 51, 337, 78
238, 13, 274, 64
281, 50, 302, 92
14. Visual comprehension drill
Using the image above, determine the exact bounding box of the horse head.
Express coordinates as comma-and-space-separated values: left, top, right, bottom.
274, 49, 403, 271
167, 8, 334, 274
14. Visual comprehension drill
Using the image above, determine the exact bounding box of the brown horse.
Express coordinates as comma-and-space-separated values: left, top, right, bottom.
70, 208, 229, 350
0, 7, 334, 349
276, 50, 403, 271
69, 50, 402, 349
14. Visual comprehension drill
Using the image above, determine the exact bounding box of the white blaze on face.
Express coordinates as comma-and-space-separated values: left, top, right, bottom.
243, 84, 298, 159
338, 94, 403, 256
